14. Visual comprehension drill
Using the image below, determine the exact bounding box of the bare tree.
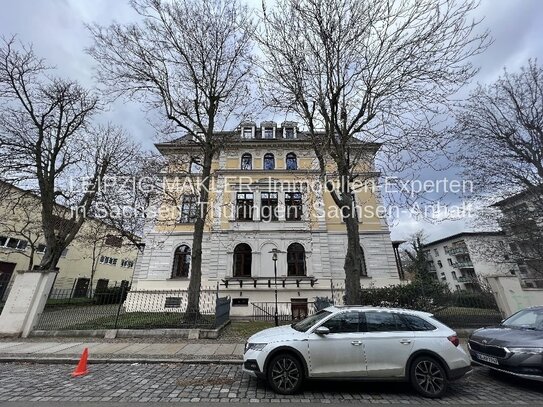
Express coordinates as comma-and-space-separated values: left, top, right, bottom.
403, 231, 432, 281
455, 60, 543, 283
0, 37, 140, 271
88, 0, 254, 318
258, 0, 489, 303
456, 60, 543, 197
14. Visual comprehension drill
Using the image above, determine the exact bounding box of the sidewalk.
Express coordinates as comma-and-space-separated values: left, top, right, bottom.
0, 340, 245, 364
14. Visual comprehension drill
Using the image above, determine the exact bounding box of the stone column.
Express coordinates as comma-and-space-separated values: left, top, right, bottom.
0, 269, 58, 338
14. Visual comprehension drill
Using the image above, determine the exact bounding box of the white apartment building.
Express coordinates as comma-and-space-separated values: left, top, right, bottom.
423, 232, 518, 291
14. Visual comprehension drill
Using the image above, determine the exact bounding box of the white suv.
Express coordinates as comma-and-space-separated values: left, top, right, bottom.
243, 306, 471, 398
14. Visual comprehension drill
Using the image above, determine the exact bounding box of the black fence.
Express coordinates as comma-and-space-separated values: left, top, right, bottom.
253, 301, 319, 322
35, 287, 231, 331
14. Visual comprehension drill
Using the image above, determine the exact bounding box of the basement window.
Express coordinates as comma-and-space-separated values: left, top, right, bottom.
164, 297, 182, 308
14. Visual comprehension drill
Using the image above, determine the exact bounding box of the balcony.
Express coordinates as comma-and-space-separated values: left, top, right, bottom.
447, 245, 469, 255
457, 276, 478, 283
452, 260, 474, 269
520, 278, 543, 289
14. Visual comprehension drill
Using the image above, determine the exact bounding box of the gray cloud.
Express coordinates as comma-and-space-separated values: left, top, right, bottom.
1, 0, 542, 241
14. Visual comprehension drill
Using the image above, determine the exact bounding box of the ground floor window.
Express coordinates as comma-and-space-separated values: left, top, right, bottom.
172, 245, 191, 278
233, 243, 252, 277
287, 243, 306, 276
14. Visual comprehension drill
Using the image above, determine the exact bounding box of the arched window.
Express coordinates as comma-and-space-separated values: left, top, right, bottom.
171, 245, 191, 278
263, 153, 275, 170
241, 153, 252, 170
287, 243, 306, 276
286, 152, 297, 170
360, 245, 367, 276
233, 243, 252, 277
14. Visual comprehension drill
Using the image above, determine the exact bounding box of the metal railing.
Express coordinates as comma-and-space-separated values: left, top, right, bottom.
452, 260, 474, 269
447, 245, 469, 255
35, 287, 230, 331
252, 301, 318, 322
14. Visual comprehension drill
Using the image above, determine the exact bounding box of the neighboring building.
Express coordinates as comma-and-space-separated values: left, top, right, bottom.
132, 121, 402, 317
0, 182, 139, 300
423, 232, 517, 292
492, 188, 543, 289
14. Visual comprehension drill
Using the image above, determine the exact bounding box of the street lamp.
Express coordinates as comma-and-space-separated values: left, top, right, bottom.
272, 249, 279, 326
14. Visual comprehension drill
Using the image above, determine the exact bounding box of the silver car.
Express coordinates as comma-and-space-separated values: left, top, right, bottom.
243, 306, 472, 398
469, 306, 543, 381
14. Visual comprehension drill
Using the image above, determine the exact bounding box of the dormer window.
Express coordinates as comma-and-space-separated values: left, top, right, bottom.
284, 128, 295, 139
263, 128, 274, 139
242, 127, 253, 139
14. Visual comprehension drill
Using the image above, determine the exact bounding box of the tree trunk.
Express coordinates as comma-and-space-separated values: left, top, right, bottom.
185, 147, 213, 322
343, 203, 363, 304
27, 248, 35, 270
39, 244, 64, 271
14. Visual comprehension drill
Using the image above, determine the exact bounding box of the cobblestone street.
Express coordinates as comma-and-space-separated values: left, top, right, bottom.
0, 363, 542, 404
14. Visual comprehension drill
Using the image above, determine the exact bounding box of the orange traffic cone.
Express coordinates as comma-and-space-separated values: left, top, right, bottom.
72, 348, 89, 377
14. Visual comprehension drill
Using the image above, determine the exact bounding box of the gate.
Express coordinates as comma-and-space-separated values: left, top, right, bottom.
73, 278, 90, 298
0, 262, 16, 302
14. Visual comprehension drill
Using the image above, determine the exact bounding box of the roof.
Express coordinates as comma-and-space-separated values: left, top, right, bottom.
154, 129, 382, 154
491, 186, 543, 207
423, 231, 504, 248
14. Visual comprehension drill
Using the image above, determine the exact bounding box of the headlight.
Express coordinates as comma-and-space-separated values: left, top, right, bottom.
507, 347, 543, 355
245, 343, 267, 352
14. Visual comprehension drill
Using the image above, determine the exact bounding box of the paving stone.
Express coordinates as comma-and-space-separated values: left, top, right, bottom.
178, 343, 203, 355
88, 343, 133, 354
0, 342, 61, 354
132, 343, 185, 355
33, 342, 83, 354
0, 362, 542, 404
215, 343, 237, 355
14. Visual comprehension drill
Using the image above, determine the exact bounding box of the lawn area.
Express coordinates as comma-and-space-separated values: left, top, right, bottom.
45, 297, 95, 309
218, 320, 277, 341
66, 312, 216, 330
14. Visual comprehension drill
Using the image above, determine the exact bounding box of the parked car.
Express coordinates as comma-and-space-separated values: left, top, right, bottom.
468, 306, 543, 381
243, 306, 471, 398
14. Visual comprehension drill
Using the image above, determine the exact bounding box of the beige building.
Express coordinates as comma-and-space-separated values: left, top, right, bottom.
0, 182, 139, 300
132, 121, 402, 317
423, 232, 517, 292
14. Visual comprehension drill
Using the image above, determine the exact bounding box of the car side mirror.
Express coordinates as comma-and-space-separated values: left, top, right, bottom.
315, 326, 330, 335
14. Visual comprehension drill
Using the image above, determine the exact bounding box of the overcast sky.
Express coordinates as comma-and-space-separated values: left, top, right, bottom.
1, 0, 543, 243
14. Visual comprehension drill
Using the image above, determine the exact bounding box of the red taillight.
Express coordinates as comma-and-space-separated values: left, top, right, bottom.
448, 335, 460, 347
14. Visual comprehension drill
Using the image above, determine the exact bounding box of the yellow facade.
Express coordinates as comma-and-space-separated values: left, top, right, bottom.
0, 183, 140, 298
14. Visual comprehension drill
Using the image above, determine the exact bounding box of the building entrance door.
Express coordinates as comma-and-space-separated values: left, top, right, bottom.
291, 298, 308, 320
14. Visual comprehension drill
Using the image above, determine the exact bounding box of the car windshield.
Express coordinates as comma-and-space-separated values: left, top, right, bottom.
292, 310, 332, 332
501, 309, 543, 330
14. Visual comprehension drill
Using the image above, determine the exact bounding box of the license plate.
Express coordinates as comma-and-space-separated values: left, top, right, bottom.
476, 353, 499, 365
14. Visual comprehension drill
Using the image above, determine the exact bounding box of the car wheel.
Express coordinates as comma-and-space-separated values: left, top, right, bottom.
410, 356, 448, 398
267, 353, 304, 395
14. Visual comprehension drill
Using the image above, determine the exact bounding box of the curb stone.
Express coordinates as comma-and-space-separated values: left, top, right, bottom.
0, 356, 244, 365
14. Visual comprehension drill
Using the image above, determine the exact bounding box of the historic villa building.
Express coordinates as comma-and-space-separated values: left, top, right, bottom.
131, 121, 402, 317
